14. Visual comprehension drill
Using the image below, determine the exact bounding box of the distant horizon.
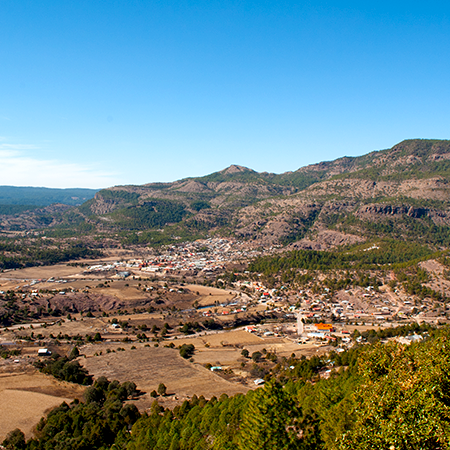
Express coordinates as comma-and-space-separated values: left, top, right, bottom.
0, 185, 100, 190
0, 136, 446, 189
0, 139, 391, 190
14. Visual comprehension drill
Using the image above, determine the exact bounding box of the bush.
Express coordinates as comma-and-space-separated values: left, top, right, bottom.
69, 346, 79, 359
251, 351, 262, 362
179, 344, 195, 359
2, 428, 25, 450
157, 383, 167, 396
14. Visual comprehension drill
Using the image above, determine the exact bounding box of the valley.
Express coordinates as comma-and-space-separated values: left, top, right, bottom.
1, 235, 449, 440
1, 139, 450, 446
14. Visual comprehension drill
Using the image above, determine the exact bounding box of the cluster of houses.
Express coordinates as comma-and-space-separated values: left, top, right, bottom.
80, 238, 262, 278
139, 238, 261, 275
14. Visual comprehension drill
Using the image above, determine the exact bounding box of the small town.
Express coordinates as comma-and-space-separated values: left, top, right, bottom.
2, 1, 450, 444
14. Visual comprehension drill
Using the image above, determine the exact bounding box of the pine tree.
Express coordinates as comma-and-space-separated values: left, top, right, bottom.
236, 380, 299, 450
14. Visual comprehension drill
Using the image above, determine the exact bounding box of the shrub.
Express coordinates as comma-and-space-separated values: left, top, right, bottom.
179, 344, 195, 359
157, 383, 167, 396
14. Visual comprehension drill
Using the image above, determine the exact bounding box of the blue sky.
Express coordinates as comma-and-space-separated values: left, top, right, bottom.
1, 1, 450, 188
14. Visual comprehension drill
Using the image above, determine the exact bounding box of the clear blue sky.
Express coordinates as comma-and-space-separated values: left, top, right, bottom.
1, 1, 450, 188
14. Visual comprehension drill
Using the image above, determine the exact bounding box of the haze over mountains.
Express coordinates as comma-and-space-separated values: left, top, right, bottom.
0, 187, 99, 207
1, 139, 450, 250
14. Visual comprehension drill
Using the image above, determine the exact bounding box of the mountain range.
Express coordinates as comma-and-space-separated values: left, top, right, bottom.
1, 139, 450, 250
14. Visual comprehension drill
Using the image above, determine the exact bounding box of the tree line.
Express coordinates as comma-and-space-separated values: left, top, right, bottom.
4, 326, 450, 449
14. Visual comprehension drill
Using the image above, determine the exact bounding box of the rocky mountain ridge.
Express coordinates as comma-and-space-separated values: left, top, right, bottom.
2, 139, 450, 250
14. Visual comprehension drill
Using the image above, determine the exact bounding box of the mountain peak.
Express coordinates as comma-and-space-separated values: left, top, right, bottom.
220, 165, 255, 175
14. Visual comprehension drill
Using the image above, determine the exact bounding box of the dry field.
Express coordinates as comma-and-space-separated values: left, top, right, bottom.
80, 344, 249, 411
0, 370, 85, 441
77, 328, 330, 410
0, 263, 83, 281
175, 329, 329, 356
182, 284, 239, 307
1, 317, 110, 339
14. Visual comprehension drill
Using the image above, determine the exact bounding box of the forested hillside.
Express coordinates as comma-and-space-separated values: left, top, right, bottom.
4, 326, 450, 449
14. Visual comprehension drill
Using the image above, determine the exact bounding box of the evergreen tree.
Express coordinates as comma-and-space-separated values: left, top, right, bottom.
2, 429, 25, 450
236, 380, 299, 450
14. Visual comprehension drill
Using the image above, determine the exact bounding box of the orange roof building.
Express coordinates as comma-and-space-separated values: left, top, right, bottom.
314, 323, 334, 332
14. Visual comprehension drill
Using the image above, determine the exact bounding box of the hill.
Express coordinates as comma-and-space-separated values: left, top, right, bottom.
234, 139, 450, 248
0, 186, 99, 217
1, 139, 450, 251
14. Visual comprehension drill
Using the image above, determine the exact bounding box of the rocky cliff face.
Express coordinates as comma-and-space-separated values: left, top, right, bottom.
228, 140, 450, 248
89, 194, 122, 215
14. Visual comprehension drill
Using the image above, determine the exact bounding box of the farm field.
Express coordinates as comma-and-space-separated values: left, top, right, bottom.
78, 327, 330, 410
0, 370, 85, 441
174, 329, 330, 364
0, 263, 85, 281
80, 345, 250, 411
182, 284, 239, 306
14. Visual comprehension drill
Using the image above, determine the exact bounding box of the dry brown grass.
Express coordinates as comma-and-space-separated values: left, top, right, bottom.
80, 344, 249, 411
183, 284, 238, 306
0, 371, 85, 441
0, 264, 82, 281
175, 329, 263, 348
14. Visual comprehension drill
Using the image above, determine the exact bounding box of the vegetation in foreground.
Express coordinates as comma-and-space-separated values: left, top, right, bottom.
3, 326, 450, 450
